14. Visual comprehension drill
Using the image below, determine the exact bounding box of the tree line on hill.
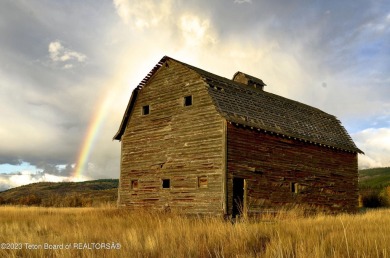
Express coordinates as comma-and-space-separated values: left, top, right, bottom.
0, 193, 96, 207
0, 179, 118, 207
0, 173, 389, 209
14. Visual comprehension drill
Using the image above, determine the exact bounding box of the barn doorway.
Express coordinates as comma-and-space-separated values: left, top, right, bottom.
232, 177, 246, 218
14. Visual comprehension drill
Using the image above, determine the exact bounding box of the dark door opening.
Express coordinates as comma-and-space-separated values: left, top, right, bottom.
233, 177, 244, 218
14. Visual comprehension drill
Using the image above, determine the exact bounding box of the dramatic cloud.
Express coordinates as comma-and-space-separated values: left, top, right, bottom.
0, 0, 389, 190
353, 128, 390, 168
113, 0, 173, 29
179, 14, 217, 47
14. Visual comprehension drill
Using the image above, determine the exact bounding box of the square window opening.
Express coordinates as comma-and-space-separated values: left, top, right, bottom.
198, 176, 208, 188
162, 179, 170, 189
291, 182, 299, 194
254, 169, 263, 175
142, 105, 150, 115
131, 180, 139, 190
184, 95, 192, 106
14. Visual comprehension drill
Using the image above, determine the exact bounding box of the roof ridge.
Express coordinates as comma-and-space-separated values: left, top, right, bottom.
167, 56, 332, 118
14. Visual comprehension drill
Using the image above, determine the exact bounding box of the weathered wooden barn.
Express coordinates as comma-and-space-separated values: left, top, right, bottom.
114, 56, 363, 216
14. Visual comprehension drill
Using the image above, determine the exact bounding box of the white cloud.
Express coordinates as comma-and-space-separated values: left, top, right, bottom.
113, 0, 173, 29
9, 171, 39, 186
48, 40, 87, 68
352, 128, 390, 169
112, 0, 217, 50
0, 171, 92, 191
358, 155, 383, 169
179, 14, 217, 47
359, 11, 390, 34
112, 0, 132, 25
48, 41, 63, 61
63, 64, 73, 69
234, 0, 252, 4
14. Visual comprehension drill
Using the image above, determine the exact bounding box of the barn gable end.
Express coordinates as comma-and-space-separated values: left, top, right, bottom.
116, 58, 226, 214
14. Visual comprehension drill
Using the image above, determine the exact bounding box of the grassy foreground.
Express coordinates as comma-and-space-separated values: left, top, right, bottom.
0, 206, 389, 258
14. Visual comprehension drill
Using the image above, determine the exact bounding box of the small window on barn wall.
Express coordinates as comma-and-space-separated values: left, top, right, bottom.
183, 95, 193, 106
254, 169, 264, 175
198, 176, 208, 188
142, 105, 150, 115
291, 182, 299, 194
131, 180, 139, 190
162, 179, 170, 189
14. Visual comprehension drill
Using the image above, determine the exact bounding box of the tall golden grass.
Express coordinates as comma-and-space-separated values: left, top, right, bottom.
0, 206, 389, 257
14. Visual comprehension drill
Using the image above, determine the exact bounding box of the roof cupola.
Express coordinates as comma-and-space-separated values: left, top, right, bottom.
232, 71, 266, 91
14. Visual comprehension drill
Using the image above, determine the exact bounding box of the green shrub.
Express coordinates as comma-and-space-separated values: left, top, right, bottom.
362, 191, 387, 208
379, 186, 390, 207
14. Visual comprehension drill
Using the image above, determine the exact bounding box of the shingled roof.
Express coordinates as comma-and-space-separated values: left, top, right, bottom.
114, 56, 363, 154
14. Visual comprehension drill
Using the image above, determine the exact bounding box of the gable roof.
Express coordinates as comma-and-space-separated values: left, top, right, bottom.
114, 56, 363, 154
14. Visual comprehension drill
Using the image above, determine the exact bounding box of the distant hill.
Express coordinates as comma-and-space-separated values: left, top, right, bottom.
359, 167, 390, 189
0, 179, 118, 207
1, 170, 389, 207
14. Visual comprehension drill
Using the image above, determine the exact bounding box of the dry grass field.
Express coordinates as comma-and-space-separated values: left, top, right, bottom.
0, 206, 389, 258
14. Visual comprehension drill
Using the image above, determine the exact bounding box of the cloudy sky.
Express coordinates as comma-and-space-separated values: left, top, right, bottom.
1, 0, 389, 190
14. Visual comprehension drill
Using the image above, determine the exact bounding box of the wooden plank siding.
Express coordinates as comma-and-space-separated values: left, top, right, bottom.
119, 60, 225, 215
226, 123, 359, 214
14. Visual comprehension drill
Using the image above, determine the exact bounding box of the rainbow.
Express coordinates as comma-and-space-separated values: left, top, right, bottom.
72, 90, 115, 180
71, 52, 160, 181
